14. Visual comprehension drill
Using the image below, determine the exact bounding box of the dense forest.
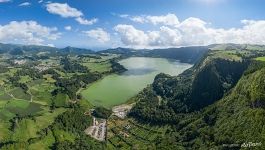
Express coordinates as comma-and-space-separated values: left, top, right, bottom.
129, 48, 265, 149
100, 46, 209, 63
1, 43, 265, 149
130, 56, 251, 123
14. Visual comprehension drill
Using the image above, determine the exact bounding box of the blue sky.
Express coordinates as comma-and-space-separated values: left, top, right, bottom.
0, 0, 265, 49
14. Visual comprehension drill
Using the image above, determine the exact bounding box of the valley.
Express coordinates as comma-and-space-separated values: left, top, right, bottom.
0, 43, 265, 149
1, 0, 265, 149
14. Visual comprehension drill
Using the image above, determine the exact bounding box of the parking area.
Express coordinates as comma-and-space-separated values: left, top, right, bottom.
84, 117, 107, 141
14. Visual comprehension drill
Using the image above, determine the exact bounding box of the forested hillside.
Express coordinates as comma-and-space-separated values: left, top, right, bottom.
100, 46, 209, 63
1, 43, 265, 149
129, 48, 265, 149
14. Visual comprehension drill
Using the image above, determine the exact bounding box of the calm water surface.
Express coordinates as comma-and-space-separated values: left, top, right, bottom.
81, 57, 192, 108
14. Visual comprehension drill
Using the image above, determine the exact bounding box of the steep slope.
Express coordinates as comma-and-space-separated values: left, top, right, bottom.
99, 46, 209, 63
60, 46, 95, 54
0, 43, 95, 56
129, 48, 265, 149
176, 61, 265, 149
148, 46, 209, 63
130, 50, 250, 124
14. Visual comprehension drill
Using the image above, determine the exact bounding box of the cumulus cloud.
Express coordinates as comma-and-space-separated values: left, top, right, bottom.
130, 16, 146, 23
0, 21, 60, 45
46, 3, 82, 18
114, 17, 265, 48
19, 2, 31, 7
47, 43, 55, 47
75, 17, 98, 25
119, 13, 180, 27
146, 13, 180, 26
114, 24, 148, 46
83, 28, 110, 43
64, 26, 71, 31
46, 3, 97, 25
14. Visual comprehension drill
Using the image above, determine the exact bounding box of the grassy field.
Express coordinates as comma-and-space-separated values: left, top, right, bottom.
34, 108, 66, 128
0, 52, 120, 148
107, 116, 169, 149
0, 121, 12, 141
210, 50, 242, 61
3, 100, 42, 118
0, 93, 12, 101
9, 87, 31, 101
255, 56, 265, 61
28, 129, 55, 150
19, 75, 32, 83
0, 107, 66, 145
43, 74, 56, 83
12, 108, 67, 142
82, 61, 112, 73
12, 118, 39, 142
53, 92, 69, 107
29, 80, 56, 105
79, 54, 119, 73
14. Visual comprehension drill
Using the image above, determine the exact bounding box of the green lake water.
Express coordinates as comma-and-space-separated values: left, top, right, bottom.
81, 57, 192, 108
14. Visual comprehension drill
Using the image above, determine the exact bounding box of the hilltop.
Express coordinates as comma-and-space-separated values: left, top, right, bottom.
125, 44, 265, 149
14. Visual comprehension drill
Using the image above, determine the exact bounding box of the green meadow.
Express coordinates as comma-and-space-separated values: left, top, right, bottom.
255, 56, 265, 61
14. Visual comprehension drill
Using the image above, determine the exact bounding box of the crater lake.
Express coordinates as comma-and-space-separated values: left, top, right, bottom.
81, 57, 192, 108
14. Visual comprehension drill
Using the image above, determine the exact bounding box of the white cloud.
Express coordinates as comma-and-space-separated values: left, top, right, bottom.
114, 17, 265, 48
83, 28, 110, 43
19, 2, 31, 6
47, 43, 55, 47
0, 21, 60, 45
46, 3, 97, 25
114, 24, 149, 46
117, 14, 145, 23
64, 26, 71, 31
0, 0, 11, 3
130, 16, 146, 23
146, 13, 180, 26
75, 17, 98, 25
118, 13, 180, 27
149, 26, 182, 47
38, 0, 43, 3
46, 3, 82, 18
119, 14, 129, 18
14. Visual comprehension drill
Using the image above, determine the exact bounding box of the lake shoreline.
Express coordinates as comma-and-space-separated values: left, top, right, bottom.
81, 57, 193, 108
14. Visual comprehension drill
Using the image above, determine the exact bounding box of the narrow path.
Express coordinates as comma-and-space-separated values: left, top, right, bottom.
157, 96, 162, 106
4, 87, 32, 102
27, 89, 33, 102
4, 88, 16, 100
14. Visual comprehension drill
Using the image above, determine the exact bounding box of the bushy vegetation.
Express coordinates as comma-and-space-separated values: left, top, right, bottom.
0, 65, 8, 73
9, 48, 24, 55
92, 107, 112, 119
1, 43, 265, 149
55, 73, 101, 99
129, 49, 265, 149
129, 88, 179, 124
61, 57, 89, 73
131, 55, 251, 124
110, 60, 127, 73
0, 43, 116, 149
0, 106, 104, 150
